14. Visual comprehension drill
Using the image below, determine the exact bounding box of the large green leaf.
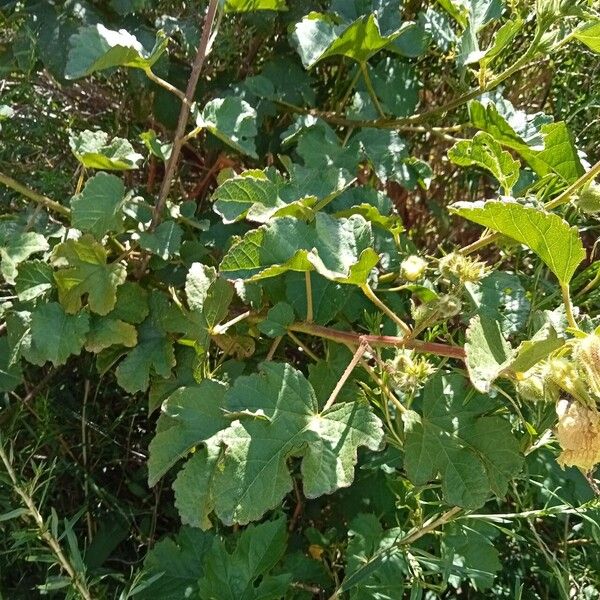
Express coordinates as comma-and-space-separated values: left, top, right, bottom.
450, 200, 585, 284
293, 13, 406, 68
574, 19, 600, 53
138, 221, 183, 260
219, 213, 379, 284
197, 517, 290, 600
142, 527, 213, 600
224, 0, 287, 11
115, 292, 175, 393
448, 131, 520, 195
0, 232, 48, 285
195, 98, 258, 158
29, 303, 90, 367
52, 236, 127, 316
403, 373, 523, 509
70, 172, 126, 237
84, 316, 137, 353
69, 130, 143, 171
65, 24, 167, 79
342, 514, 405, 599
14, 260, 54, 302
465, 315, 512, 393
162, 362, 383, 526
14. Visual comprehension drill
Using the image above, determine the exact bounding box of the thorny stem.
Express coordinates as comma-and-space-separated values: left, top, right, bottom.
361, 283, 412, 336
0, 438, 94, 600
150, 0, 221, 230
289, 322, 466, 361
0, 171, 70, 217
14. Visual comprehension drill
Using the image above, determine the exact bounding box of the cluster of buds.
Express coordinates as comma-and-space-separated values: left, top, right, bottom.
388, 350, 434, 396
515, 362, 560, 404
438, 252, 489, 283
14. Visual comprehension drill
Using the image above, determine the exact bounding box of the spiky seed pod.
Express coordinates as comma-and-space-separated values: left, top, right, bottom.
573, 333, 600, 397
555, 400, 600, 471
573, 182, 600, 215
436, 294, 461, 319
548, 357, 596, 407
438, 252, 489, 283
515, 363, 560, 403
400, 255, 427, 282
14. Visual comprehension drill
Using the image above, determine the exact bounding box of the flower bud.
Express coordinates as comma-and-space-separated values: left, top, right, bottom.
547, 357, 595, 406
400, 255, 427, 282
573, 333, 600, 397
555, 400, 600, 471
573, 182, 600, 215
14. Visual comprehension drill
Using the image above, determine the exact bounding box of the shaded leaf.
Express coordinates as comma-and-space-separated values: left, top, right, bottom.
69, 129, 143, 170
139, 221, 183, 260
0, 232, 48, 285
15, 260, 54, 301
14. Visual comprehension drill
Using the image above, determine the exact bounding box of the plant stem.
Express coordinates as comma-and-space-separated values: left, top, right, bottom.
0, 171, 70, 217
289, 322, 465, 361
143, 67, 187, 102
305, 272, 313, 322
0, 439, 94, 600
397, 506, 462, 546
150, 0, 220, 230
322, 341, 367, 411
360, 284, 412, 336
561, 283, 579, 330
213, 310, 251, 334
287, 331, 320, 362
462, 158, 600, 256
359, 61, 385, 118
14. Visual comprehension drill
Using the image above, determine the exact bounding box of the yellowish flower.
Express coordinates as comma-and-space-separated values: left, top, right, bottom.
555, 400, 600, 471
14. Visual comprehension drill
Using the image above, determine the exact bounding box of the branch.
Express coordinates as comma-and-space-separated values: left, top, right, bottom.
150, 0, 220, 229
0, 171, 70, 217
288, 322, 465, 361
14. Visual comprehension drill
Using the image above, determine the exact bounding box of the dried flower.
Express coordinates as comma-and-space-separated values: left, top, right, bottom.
548, 357, 595, 407
400, 255, 427, 282
555, 400, 600, 471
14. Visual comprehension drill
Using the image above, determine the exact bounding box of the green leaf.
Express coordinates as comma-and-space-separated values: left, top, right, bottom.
185, 263, 217, 311
138, 221, 183, 260
441, 521, 501, 591
0, 336, 22, 392
450, 200, 585, 284
148, 380, 229, 486
448, 131, 520, 195
142, 527, 212, 600
29, 303, 90, 367
574, 19, 600, 53
403, 373, 523, 509
0, 232, 48, 285
69, 130, 143, 171
15, 260, 54, 302
257, 302, 294, 337
197, 517, 290, 599
70, 172, 126, 237
84, 317, 137, 353
140, 130, 173, 161
196, 98, 258, 158
224, 0, 287, 11
465, 315, 512, 393
342, 514, 404, 599
166, 362, 383, 526
53, 236, 127, 316
65, 24, 167, 79
115, 292, 175, 393
293, 13, 405, 68
220, 214, 379, 284
109, 282, 149, 324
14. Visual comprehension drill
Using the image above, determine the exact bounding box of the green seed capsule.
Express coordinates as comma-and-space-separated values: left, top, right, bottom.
573, 182, 600, 214
574, 333, 600, 397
